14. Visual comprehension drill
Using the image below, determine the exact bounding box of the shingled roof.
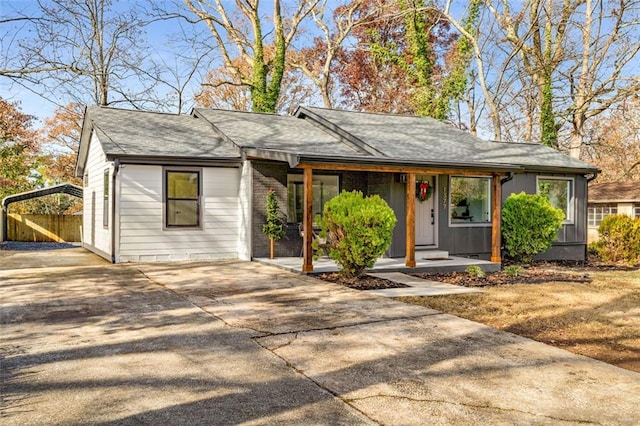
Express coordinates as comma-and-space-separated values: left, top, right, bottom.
77, 106, 240, 175
193, 108, 367, 156
589, 182, 640, 202
77, 105, 599, 176
296, 107, 598, 174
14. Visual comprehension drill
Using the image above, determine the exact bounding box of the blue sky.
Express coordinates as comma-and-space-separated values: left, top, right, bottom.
1, 0, 225, 127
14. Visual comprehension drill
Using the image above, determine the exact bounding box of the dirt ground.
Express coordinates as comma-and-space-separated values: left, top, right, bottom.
396, 265, 640, 373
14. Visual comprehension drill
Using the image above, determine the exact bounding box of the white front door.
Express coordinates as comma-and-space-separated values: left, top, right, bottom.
415, 175, 436, 246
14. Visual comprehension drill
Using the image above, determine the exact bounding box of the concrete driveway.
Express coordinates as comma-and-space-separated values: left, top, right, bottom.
2, 252, 640, 424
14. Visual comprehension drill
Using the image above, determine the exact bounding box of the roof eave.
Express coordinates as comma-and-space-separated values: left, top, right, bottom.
520, 164, 600, 175
588, 199, 639, 203
105, 154, 242, 166
75, 105, 91, 177
243, 147, 300, 167
296, 154, 523, 173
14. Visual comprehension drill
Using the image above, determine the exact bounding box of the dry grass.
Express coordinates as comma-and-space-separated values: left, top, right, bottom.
397, 269, 640, 373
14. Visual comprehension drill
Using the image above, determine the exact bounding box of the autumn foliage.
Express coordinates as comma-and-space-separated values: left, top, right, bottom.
0, 97, 40, 200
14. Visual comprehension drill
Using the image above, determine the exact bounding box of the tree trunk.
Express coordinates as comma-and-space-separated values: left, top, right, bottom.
270, 238, 275, 259
568, 131, 583, 159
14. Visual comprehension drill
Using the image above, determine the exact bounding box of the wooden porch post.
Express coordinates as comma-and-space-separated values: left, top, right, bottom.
406, 173, 416, 267
491, 174, 502, 263
302, 167, 314, 272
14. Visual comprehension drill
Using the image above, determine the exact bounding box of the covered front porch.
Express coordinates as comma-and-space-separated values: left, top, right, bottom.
256, 250, 501, 275
292, 163, 509, 273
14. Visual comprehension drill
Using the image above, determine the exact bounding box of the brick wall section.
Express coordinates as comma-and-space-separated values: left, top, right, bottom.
252, 162, 301, 257
341, 171, 368, 193
252, 164, 372, 258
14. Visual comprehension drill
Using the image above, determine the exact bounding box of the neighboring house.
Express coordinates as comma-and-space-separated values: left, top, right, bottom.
587, 182, 640, 243
75, 106, 598, 269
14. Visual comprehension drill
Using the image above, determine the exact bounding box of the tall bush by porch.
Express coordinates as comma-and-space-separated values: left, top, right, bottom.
317, 190, 396, 278
502, 192, 564, 263
592, 215, 640, 264
262, 189, 284, 259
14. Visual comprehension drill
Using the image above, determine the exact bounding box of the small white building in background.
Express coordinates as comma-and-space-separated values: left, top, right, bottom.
587, 182, 640, 243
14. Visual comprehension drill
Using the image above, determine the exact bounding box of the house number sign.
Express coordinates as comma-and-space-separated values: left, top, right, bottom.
442, 186, 447, 210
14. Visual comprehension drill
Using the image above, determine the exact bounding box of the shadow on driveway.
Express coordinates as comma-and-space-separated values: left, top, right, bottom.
2, 259, 640, 425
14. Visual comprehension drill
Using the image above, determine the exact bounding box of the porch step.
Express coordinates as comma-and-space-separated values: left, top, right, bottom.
416, 250, 449, 260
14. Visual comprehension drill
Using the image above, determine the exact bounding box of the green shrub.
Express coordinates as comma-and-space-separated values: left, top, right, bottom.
317, 190, 397, 277
503, 265, 522, 277
501, 192, 564, 263
597, 215, 640, 264
465, 265, 486, 278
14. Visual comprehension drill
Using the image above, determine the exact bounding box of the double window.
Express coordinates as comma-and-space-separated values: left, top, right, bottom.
287, 174, 339, 223
537, 177, 573, 223
449, 176, 492, 225
588, 204, 617, 227
165, 170, 201, 228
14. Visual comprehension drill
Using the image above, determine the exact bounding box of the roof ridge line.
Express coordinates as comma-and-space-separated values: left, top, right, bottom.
295, 106, 386, 157
191, 110, 243, 156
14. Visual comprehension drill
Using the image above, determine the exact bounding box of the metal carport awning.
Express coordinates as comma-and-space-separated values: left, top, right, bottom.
1, 183, 83, 241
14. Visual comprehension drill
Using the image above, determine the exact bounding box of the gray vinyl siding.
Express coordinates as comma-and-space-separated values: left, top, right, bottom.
503, 173, 588, 261
117, 164, 240, 262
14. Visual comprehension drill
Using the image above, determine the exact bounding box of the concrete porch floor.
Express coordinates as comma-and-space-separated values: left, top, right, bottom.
254, 251, 500, 275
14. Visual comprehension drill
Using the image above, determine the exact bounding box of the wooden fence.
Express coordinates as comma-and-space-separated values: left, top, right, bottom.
7, 214, 83, 242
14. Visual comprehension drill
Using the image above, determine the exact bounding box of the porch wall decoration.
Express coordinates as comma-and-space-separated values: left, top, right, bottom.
416, 180, 433, 202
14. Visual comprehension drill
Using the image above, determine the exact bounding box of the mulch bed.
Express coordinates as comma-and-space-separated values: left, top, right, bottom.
318, 272, 408, 290
412, 269, 592, 287
316, 258, 637, 290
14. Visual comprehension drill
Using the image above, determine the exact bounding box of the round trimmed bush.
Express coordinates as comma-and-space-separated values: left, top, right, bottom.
317, 190, 397, 277
501, 192, 564, 263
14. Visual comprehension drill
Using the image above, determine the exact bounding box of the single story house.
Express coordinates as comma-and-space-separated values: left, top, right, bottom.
75, 106, 598, 270
587, 181, 640, 243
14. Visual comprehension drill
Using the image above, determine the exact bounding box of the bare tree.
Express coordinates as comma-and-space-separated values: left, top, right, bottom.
480, 0, 640, 157
290, 0, 377, 108
585, 97, 640, 182
559, 0, 640, 158
1, 0, 160, 108
182, 0, 318, 113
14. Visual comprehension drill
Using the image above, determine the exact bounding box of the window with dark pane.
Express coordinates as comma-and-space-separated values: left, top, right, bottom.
166, 171, 200, 227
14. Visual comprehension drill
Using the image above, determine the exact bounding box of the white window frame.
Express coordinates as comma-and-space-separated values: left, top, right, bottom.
448, 175, 492, 227
536, 176, 575, 224
588, 204, 618, 227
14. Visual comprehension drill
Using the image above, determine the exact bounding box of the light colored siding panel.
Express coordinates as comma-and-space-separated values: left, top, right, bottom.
237, 160, 253, 260
117, 165, 240, 262
120, 215, 161, 223
120, 230, 239, 241
82, 131, 112, 258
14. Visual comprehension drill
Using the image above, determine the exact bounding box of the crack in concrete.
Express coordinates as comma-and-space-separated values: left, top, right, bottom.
260, 333, 300, 352
134, 268, 268, 337
253, 338, 381, 425
252, 312, 443, 341
347, 394, 599, 424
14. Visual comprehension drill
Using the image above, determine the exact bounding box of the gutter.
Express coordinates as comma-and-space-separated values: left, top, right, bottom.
111, 159, 120, 263
586, 173, 598, 183
500, 172, 514, 185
